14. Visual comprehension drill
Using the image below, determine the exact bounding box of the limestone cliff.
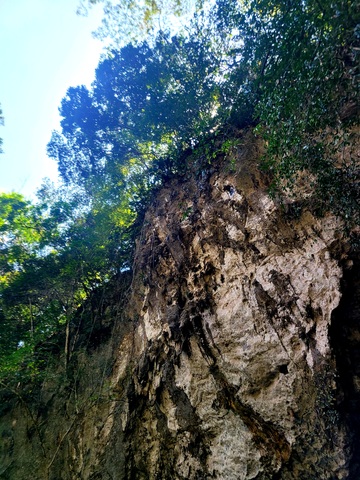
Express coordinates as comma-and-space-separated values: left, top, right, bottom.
1, 130, 359, 479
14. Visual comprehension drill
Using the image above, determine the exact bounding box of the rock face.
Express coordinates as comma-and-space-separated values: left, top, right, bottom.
0, 131, 357, 479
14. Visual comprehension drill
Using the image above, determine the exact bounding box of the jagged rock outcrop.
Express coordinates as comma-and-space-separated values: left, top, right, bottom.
0, 131, 358, 479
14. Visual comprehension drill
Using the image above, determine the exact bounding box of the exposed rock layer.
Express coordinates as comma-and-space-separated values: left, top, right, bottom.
0, 131, 357, 479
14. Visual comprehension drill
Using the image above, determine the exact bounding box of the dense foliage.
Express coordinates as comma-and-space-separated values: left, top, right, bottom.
79, 0, 201, 46
0, 0, 359, 388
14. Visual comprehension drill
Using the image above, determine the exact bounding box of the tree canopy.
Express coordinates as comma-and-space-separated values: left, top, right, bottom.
78, 0, 201, 46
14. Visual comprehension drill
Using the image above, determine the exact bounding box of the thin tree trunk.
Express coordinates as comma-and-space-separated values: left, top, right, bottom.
64, 317, 70, 371
29, 298, 34, 341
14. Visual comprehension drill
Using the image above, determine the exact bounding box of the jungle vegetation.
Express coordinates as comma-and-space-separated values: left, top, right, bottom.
0, 0, 359, 391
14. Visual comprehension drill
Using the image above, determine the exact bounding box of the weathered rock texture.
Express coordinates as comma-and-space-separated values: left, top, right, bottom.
0, 131, 358, 479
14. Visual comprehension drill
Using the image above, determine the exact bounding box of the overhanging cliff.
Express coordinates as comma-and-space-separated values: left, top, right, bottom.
0, 130, 358, 479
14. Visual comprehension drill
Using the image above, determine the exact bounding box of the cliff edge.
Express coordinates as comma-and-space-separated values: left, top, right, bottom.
1, 130, 358, 479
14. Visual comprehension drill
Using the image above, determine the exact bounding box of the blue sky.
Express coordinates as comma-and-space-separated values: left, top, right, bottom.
0, 0, 104, 198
